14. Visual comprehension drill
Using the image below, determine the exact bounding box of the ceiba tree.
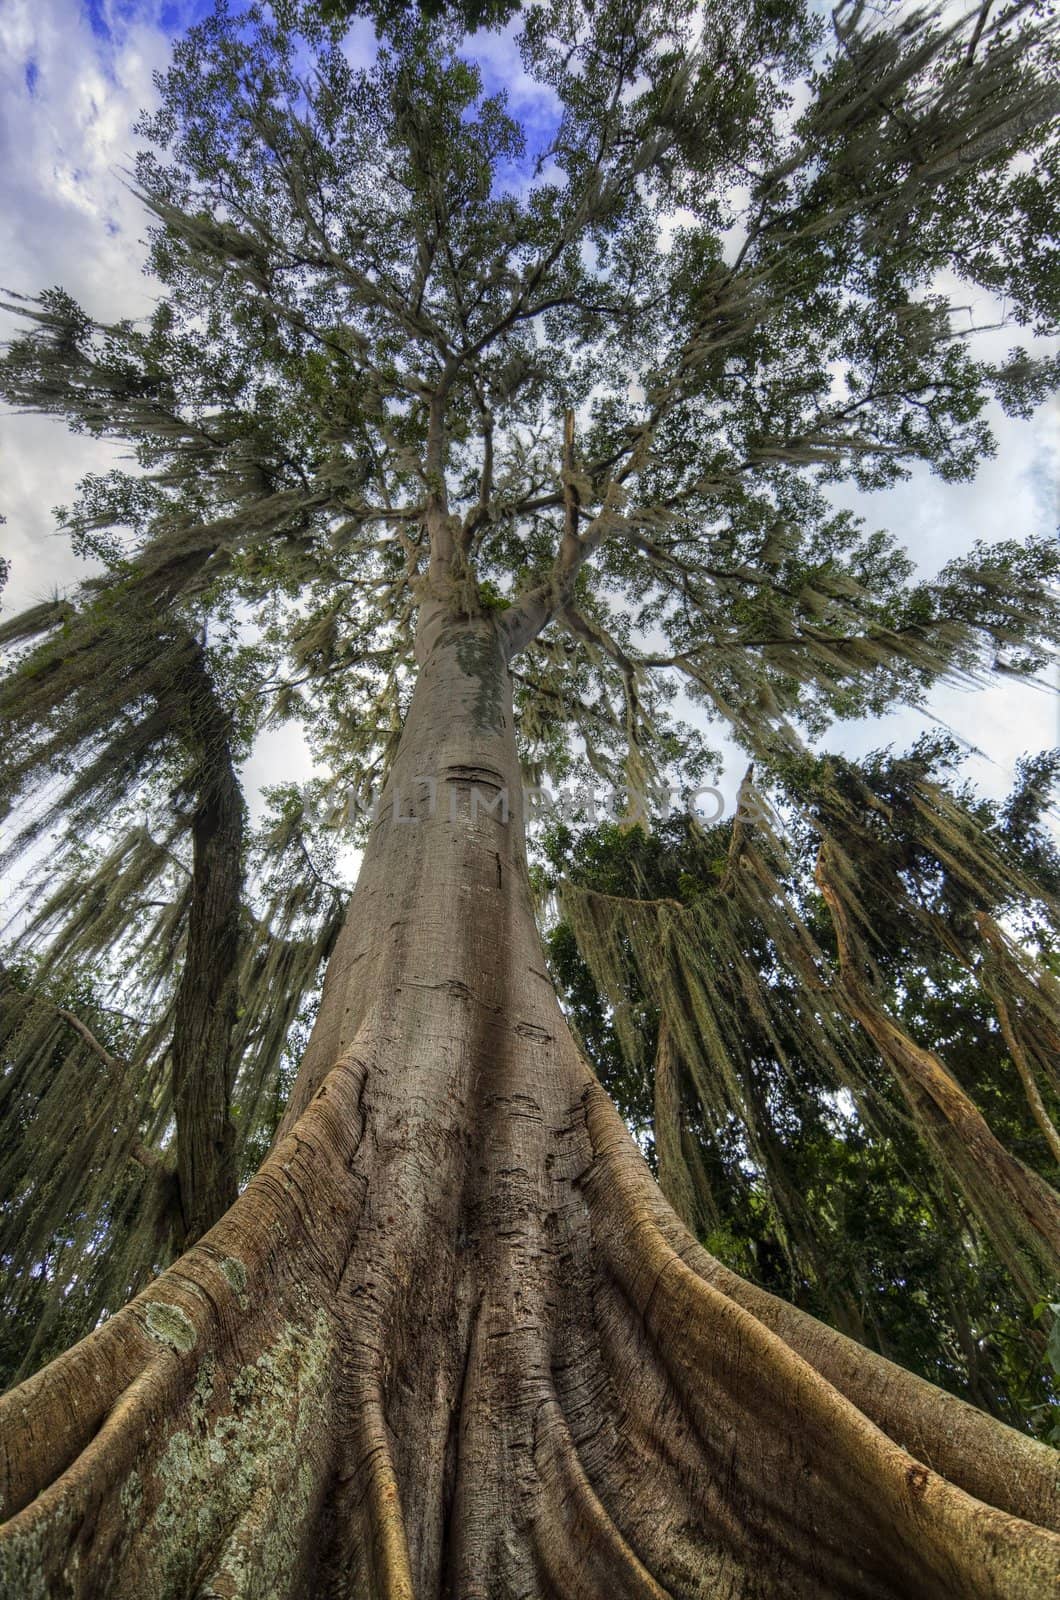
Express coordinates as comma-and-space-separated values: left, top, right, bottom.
2, 0, 1060, 1592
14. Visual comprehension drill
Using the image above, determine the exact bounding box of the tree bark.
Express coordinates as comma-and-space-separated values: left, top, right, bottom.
2, 619, 1059, 1597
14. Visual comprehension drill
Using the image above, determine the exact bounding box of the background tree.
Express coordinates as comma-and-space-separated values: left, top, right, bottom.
2, 0, 1060, 1594
542, 741, 1060, 1439
0, 582, 346, 1376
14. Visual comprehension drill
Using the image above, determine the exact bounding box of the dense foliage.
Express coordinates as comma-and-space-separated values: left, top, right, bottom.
539, 739, 1060, 1438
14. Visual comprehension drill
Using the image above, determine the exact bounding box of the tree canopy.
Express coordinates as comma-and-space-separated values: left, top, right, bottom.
3, 0, 1058, 786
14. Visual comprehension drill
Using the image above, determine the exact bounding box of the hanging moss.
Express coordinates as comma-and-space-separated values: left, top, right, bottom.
558, 750, 1060, 1311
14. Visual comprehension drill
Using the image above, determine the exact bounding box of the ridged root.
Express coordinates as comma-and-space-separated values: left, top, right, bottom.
579, 1074, 1060, 1598
532, 1398, 669, 1600
0, 1052, 369, 1598
2, 1049, 1059, 1599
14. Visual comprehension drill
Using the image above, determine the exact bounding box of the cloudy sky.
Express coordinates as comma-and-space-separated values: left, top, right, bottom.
1, 0, 1057, 832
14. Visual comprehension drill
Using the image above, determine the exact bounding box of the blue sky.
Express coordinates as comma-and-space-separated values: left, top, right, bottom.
460, 16, 564, 193
1, 0, 1057, 826
81, 0, 213, 42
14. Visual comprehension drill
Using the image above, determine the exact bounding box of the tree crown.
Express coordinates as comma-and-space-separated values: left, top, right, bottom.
2, 0, 1058, 811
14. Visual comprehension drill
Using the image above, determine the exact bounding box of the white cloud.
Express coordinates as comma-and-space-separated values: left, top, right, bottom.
820, 392, 1059, 801
0, 0, 174, 609
340, 13, 383, 72
0, 0, 318, 805
465, 14, 562, 124
0, 1, 170, 319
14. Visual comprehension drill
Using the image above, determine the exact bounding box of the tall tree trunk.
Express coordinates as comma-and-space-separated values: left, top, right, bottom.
169, 648, 243, 1245
2, 619, 1059, 1597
